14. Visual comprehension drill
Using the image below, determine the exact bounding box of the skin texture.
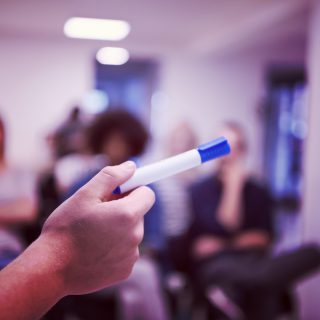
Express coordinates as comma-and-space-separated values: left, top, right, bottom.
0, 161, 155, 320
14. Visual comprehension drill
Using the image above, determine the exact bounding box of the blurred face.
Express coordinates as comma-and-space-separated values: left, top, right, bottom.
216, 126, 245, 168
102, 132, 131, 165
168, 123, 197, 156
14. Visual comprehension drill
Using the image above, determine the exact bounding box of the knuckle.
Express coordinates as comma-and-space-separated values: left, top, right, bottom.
142, 186, 156, 202
119, 249, 140, 281
100, 166, 118, 180
132, 226, 144, 245
124, 201, 140, 219
122, 263, 135, 280
133, 248, 140, 262
74, 186, 89, 198
118, 206, 135, 224
131, 231, 143, 246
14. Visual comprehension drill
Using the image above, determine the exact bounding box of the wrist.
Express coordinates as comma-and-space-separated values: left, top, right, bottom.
26, 235, 68, 300
0, 235, 68, 319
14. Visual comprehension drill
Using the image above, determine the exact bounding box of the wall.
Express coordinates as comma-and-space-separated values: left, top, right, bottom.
0, 37, 93, 168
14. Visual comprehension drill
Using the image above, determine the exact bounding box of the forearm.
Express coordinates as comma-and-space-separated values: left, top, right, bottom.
217, 185, 242, 230
0, 162, 155, 318
0, 198, 37, 225
0, 236, 66, 320
233, 231, 271, 249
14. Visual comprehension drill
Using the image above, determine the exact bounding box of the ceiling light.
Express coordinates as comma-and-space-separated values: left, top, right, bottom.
96, 47, 129, 65
64, 17, 130, 41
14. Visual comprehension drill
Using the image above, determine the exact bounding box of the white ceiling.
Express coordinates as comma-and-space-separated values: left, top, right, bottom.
0, 0, 311, 58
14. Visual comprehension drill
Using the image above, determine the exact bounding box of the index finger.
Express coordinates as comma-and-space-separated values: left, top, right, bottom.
107, 186, 155, 218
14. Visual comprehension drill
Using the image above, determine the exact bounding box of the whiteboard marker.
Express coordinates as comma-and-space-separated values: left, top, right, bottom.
114, 137, 231, 194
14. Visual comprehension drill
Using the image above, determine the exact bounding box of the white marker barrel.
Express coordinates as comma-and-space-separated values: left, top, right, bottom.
118, 149, 201, 193
114, 137, 230, 194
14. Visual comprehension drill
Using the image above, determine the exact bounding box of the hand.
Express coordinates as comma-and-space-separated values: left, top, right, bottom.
192, 236, 226, 259
38, 161, 155, 295
216, 161, 246, 230
219, 160, 246, 188
0, 161, 155, 320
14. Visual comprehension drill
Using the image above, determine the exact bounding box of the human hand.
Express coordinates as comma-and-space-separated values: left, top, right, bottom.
37, 161, 155, 295
219, 160, 246, 187
192, 236, 226, 259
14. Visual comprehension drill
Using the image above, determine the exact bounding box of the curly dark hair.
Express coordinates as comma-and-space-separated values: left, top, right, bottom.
87, 109, 149, 157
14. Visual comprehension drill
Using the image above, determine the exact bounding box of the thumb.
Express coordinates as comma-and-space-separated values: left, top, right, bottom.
82, 161, 136, 201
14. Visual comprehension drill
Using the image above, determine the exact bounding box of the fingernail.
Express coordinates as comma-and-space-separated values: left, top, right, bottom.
123, 161, 136, 170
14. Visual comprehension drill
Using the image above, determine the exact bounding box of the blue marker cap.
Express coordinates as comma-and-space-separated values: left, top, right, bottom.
113, 186, 121, 195
197, 137, 231, 163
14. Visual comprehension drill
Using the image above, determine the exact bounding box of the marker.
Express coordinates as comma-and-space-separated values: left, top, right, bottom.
114, 137, 231, 194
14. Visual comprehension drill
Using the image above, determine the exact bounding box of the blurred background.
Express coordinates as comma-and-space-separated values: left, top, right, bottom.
1, 0, 320, 319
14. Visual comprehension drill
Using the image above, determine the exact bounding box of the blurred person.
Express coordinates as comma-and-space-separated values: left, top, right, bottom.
61, 109, 168, 320
51, 105, 104, 196
153, 122, 198, 319
156, 122, 198, 272
34, 106, 98, 245
0, 115, 37, 268
34, 106, 89, 238
51, 106, 86, 159
187, 121, 320, 319
0, 161, 155, 320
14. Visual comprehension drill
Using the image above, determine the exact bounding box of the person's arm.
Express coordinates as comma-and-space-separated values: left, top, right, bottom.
0, 161, 155, 320
233, 184, 273, 249
216, 163, 246, 230
233, 231, 271, 249
192, 235, 227, 259
188, 182, 228, 259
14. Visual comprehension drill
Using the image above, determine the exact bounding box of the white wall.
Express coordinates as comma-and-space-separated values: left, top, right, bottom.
0, 38, 93, 168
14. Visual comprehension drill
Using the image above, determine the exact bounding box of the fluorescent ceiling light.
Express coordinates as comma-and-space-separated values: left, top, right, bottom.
64, 17, 130, 41
96, 47, 130, 65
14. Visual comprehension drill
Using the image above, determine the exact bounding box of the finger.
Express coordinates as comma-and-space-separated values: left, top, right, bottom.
108, 186, 155, 219
81, 161, 136, 201
133, 220, 145, 245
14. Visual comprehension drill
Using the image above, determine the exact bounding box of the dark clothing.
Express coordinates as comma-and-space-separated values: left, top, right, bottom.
53, 119, 85, 158
188, 175, 273, 242
187, 175, 320, 319
198, 246, 320, 293
197, 245, 320, 320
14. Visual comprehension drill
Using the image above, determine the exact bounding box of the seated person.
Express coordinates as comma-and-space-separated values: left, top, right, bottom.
187, 121, 320, 320
156, 122, 198, 273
